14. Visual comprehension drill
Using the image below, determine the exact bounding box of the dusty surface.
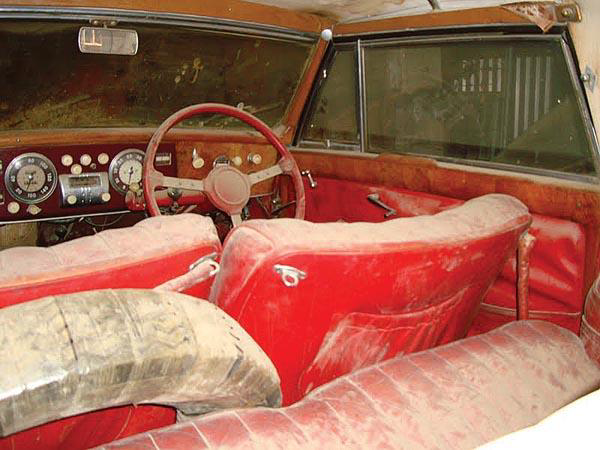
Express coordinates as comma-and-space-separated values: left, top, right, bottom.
101, 320, 600, 449
0, 289, 281, 437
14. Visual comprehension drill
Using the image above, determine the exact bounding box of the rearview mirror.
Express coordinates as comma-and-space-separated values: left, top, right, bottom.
78, 27, 138, 55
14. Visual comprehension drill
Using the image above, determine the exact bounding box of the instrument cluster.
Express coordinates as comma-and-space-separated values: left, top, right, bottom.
0, 144, 176, 223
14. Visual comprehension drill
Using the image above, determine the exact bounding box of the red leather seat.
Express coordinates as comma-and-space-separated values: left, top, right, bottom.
211, 193, 531, 404
0, 214, 221, 308
102, 320, 600, 449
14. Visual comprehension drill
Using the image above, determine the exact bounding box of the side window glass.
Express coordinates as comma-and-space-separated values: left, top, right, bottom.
300, 48, 359, 148
364, 39, 596, 175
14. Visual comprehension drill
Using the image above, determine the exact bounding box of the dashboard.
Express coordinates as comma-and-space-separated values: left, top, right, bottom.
0, 144, 176, 224
0, 139, 278, 224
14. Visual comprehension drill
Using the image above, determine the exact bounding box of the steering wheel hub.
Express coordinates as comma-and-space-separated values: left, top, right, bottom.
205, 165, 251, 213
143, 103, 305, 223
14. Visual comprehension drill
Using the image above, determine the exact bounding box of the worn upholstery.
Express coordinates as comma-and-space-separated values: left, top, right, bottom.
211, 193, 531, 403
101, 320, 600, 449
581, 275, 600, 364
0, 214, 221, 308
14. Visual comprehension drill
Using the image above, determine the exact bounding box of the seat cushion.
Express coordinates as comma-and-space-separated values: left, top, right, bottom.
102, 320, 600, 449
0, 214, 220, 307
212, 193, 531, 403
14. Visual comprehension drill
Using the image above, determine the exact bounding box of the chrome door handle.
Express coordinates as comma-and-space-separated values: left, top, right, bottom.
301, 170, 317, 188
367, 193, 397, 218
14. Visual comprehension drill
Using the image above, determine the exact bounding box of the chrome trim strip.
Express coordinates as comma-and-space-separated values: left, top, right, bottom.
359, 33, 562, 47
560, 38, 600, 179
0, 209, 131, 226
357, 39, 367, 152
334, 23, 547, 39
0, 6, 319, 43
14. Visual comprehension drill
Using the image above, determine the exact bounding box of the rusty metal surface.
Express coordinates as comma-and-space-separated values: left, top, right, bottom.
502, 1, 581, 32
517, 232, 536, 320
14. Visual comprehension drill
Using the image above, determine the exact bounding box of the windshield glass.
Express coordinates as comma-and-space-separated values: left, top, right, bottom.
0, 20, 313, 130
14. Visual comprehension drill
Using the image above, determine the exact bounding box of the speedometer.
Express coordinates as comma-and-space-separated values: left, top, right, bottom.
4, 153, 57, 204
109, 148, 145, 194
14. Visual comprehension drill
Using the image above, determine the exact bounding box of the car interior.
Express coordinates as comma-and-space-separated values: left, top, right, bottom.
0, 0, 599, 448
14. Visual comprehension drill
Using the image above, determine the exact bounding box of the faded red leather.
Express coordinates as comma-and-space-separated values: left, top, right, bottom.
0, 214, 221, 307
212, 194, 531, 404
303, 177, 587, 335
471, 214, 586, 335
581, 276, 600, 364
101, 321, 600, 450
0, 214, 221, 450
304, 177, 461, 222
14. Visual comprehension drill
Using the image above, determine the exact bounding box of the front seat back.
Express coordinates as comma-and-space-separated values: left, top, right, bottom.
0, 214, 221, 308
211, 194, 531, 404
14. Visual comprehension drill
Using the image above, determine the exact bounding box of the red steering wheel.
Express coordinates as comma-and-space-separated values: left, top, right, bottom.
143, 103, 305, 225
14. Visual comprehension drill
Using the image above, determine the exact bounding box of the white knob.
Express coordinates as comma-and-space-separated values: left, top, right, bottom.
71, 164, 82, 175
61, 154, 73, 167
67, 195, 77, 205
232, 155, 243, 167
101, 192, 111, 203
27, 204, 41, 215
80, 154, 92, 166
192, 157, 205, 169
98, 153, 109, 165
7, 202, 20, 214
248, 153, 262, 165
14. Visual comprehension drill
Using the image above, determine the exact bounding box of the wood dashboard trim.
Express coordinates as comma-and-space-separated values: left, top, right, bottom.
0, 128, 274, 149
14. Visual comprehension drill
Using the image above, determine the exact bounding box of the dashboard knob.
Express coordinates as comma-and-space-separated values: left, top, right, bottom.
26, 204, 41, 215
61, 154, 73, 167
232, 155, 243, 167
192, 156, 205, 169
248, 153, 262, 165
71, 164, 82, 175
98, 153, 109, 165
80, 154, 92, 166
7, 202, 20, 214
101, 192, 111, 203
66, 195, 77, 205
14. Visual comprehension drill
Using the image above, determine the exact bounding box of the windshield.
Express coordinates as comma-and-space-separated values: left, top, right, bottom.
0, 20, 313, 130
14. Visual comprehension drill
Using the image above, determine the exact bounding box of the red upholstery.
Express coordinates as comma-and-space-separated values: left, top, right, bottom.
303, 177, 460, 222
211, 194, 531, 404
472, 214, 586, 335
303, 178, 588, 335
0, 214, 221, 450
101, 320, 600, 449
0, 214, 221, 308
581, 276, 600, 364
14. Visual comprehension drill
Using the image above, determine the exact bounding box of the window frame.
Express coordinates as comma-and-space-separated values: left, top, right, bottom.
297, 31, 600, 184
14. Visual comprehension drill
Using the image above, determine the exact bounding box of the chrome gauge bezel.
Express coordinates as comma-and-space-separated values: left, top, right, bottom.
108, 148, 145, 194
4, 152, 58, 204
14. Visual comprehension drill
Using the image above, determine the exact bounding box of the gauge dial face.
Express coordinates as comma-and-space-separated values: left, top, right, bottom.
4, 153, 57, 204
109, 149, 145, 194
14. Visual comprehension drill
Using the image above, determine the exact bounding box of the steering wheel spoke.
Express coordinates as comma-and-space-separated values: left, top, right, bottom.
248, 164, 284, 186
230, 213, 243, 227
161, 176, 205, 191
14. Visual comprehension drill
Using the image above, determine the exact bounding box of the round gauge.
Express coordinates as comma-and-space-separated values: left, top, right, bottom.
4, 153, 57, 204
109, 148, 145, 194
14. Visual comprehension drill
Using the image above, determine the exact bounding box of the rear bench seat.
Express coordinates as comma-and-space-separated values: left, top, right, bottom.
101, 320, 600, 449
